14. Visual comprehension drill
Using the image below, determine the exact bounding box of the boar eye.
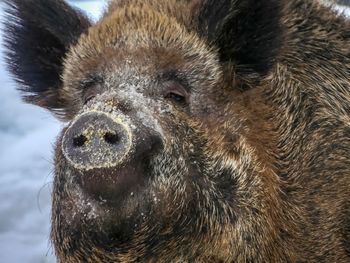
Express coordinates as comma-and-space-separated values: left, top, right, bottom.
166, 92, 185, 103
84, 95, 95, 105
163, 82, 188, 105
82, 82, 102, 105
82, 87, 98, 105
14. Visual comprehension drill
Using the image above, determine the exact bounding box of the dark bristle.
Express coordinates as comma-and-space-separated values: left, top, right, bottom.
3, 0, 91, 113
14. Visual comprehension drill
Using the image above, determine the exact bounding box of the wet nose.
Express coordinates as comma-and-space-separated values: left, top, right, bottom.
61, 112, 132, 170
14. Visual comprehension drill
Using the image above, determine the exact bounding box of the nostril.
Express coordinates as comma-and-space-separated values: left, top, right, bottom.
73, 134, 87, 148
104, 132, 119, 145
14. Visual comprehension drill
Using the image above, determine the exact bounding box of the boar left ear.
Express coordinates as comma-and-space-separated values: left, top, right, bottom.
4, 0, 91, 115
197, 0, 282, 79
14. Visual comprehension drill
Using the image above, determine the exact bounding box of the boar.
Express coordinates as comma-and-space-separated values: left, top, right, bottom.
3, 0, 350, 262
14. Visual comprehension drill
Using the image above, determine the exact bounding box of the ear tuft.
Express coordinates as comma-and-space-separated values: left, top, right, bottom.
3, 0, 91, 114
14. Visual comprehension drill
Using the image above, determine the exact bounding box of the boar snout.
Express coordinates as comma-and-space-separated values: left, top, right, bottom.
61, 111, 133, 171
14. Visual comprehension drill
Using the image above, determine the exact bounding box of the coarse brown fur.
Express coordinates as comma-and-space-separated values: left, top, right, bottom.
3, 0, 350, 262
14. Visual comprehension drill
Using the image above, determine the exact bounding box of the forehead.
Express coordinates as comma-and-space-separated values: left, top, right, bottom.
69, 5, 205, 61
63, 5, 220, 84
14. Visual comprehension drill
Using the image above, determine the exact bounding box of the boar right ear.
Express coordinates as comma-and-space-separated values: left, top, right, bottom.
4, 0, 91, 115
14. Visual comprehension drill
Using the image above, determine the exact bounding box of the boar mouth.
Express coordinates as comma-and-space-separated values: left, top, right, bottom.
71, 156, 152, 206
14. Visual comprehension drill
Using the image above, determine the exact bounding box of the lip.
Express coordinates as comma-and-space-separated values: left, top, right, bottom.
72, 158, 150, 205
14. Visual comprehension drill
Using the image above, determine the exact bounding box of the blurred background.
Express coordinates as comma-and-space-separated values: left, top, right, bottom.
0, 1, 348, 262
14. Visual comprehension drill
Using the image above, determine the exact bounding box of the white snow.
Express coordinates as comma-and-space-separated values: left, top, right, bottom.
334, 4, 350, 17
320, 0, 350, 17
68, 0, 107, 21
0, 1, 348, 262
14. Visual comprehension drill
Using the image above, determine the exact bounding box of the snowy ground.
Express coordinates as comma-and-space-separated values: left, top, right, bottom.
0, 1, 348, 263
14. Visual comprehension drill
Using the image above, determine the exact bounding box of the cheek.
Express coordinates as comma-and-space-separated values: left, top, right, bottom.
189, 92, 219, 117
149, 125, 207, 193
149, 154, 187, 211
